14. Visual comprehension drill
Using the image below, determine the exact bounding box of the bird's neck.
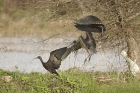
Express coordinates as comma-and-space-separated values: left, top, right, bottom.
39, 58, 45, 65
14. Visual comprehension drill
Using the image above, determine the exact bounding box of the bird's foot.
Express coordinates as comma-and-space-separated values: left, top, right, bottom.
83, 55, 91, 66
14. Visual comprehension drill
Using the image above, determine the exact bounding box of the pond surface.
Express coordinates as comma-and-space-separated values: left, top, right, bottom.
0, 37, 128, 73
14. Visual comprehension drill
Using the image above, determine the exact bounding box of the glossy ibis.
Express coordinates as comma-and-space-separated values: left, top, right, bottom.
70, 31, 96, 53
74, 15, 106, 35
70, 31, 96, 63
35, 47, 71, 76
74, 15, 106, 63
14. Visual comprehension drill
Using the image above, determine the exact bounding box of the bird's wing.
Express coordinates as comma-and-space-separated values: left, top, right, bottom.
86, 32, 96, 47
80, 32, 96, 54
54, 47, 67, 60
70, 39, 82, 51
76, 15, 102, 25
60, 48, 71, 61
49, 49, 58, 61
79, 36, 90, 54
49, 47, 68, 62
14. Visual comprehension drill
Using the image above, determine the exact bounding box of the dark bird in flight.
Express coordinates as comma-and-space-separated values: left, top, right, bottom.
70, 31, 96, 63
35, 47, 71, 76
71, 31, 96, 53
74, 15, 106, 35
73, 15, 106, 63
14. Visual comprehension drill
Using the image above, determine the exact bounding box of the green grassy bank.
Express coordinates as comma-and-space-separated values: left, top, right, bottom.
0, 68, 140, 93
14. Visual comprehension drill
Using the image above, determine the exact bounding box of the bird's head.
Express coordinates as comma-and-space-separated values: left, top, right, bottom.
33, 56, 42, 60
36, 56, 41, 59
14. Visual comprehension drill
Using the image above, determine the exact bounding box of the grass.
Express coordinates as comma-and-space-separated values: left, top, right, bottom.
0, 68, 140, 93
0, 0, 81, 38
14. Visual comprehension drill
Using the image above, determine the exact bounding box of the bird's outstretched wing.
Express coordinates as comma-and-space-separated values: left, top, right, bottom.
49, 47, 71, 62
54, 47, 67, 60
74, 15, 106, 33
48, 47, 71, 71
85, 32, 96, 52
75, 15, 102, 25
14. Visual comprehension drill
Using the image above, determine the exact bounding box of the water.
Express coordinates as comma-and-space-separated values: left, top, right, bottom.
0, 37, 128, 73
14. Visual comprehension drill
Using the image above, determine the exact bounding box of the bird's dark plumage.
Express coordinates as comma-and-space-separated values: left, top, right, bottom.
80, 31, 96, 54
35, 47, 72, 76
75, 15, 106, 33
75, 15, 102, 25
70, 31, 96, 54
36, 56, 60, 75
73, 15, 104, 63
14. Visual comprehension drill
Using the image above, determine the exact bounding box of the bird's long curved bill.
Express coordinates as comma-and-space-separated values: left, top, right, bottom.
32, 57, 38, 61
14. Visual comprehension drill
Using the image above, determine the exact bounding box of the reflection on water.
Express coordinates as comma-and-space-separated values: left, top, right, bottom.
0, 37, 128, 73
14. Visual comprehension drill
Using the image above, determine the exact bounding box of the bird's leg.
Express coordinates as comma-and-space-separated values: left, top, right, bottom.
83, 54, 92, 65
77, 36, 91, 65
52, 74, 57, 87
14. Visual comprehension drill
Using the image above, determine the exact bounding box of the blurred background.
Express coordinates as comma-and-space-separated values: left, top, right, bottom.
0, 0, 140, 73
